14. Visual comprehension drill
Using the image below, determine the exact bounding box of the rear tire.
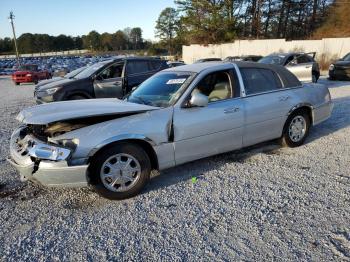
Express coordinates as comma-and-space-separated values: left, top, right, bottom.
15, 82, 19, 86
34, 78, 38, 84
280, 111, 310, 147
89, 143, 151, 200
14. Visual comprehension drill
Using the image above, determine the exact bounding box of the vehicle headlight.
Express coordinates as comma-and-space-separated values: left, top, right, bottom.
26, 74, 32, 77
46, 87, 59, 95
28, 143, 71, 161
329, 64, 335, 71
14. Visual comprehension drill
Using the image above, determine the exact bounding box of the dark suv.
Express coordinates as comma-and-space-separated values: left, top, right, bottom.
34, 57, 168, 103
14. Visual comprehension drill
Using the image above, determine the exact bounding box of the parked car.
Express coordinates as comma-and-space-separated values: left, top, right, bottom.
8, 62, 333, 200
12, 64, 52, 85
329, 52, 350, 80
34, 57, 169, 103
194, 58, 222, 63
36, 66, 87, 88
258, 52, 320, 83
224, 55, 263, 62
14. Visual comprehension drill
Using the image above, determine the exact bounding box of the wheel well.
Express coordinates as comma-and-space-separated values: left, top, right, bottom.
290, 106, 313, 124
88, 139, 159, 170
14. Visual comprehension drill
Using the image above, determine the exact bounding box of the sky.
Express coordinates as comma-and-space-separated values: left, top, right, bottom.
0, 0, 176, 40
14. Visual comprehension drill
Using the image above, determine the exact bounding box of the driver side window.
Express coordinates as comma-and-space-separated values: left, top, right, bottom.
98, 63, 124, 80
192, 71, 232, 102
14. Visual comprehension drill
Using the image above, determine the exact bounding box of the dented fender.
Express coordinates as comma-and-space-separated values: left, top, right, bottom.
52, 107, 174, 161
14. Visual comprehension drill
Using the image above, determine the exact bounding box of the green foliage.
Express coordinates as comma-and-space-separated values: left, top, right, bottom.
155, 7, 179, 41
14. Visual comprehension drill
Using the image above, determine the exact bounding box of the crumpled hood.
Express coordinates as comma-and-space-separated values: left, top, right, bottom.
17, 98, 159, 125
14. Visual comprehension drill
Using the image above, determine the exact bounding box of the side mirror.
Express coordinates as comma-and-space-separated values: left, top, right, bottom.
189, 92, 208, 107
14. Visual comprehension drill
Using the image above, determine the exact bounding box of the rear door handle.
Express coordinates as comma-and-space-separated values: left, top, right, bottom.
224, 107, 240, 114
279, 96, 290, 101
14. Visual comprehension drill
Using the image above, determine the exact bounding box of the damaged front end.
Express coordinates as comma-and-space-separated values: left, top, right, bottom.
7, 125, 88, 187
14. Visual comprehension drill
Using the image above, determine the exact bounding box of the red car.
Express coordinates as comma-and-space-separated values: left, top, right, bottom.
12, 64, 52, 85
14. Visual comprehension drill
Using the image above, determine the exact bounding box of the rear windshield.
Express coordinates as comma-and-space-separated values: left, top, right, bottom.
258, 55, 285, 65
343, 53, 350, 61
19, 65, 38, 71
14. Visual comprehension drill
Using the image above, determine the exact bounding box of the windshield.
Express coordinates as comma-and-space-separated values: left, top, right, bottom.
127, 71, 195, 107
64, 67, 86, 78
19, 65, 38, 71
74, 62, 108, 79
343, 53, 350, 61
258, 55, 285, 65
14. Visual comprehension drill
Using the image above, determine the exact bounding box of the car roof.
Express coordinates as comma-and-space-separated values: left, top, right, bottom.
268, 52, 312, 57
163, 61, 284, 73
163, 61, 301, 88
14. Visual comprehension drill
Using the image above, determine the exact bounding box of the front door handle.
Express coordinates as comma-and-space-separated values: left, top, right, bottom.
224, 107, 240, 114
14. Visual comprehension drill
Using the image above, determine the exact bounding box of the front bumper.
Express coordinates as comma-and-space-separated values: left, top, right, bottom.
8, 127, 88, 187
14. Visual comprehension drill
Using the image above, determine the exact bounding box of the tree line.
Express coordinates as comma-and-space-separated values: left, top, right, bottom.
154, 0, 336, 54
0, 27, 145, 54
0, 0, 344, 56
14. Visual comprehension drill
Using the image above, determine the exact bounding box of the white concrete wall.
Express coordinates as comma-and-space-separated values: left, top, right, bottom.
182, 38, 350, 64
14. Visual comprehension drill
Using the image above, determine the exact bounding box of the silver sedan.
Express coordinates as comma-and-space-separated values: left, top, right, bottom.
8, 62, 333, 199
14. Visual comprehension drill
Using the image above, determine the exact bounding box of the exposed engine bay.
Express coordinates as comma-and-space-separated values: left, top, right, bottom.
25, 113, 143, 140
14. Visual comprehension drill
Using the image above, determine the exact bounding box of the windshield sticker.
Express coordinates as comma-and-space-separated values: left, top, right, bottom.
166, 78, 187, 85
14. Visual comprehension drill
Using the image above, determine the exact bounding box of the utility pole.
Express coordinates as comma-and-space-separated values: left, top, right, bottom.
8, 11, 20, 66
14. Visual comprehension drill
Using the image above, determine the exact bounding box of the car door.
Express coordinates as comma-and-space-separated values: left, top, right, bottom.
93, 62, 125, 98
240, 67, 296, 147
285, 54, 312, 82
125, 60, 153, 94
173, 69, 244, 165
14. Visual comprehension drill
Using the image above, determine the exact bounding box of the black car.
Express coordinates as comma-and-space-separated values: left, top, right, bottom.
329, 53, 350, 80
34, 57, 168, 103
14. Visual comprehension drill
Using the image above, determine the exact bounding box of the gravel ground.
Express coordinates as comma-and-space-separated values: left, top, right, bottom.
0, 76, 349, 261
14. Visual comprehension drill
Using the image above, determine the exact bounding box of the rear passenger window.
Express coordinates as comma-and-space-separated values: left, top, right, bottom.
127, 61, 149, 75
240, 68, 282, 95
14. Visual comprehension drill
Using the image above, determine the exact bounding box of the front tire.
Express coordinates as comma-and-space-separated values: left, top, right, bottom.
68, 95, 86, 100
89, 143, 151, 200
280, 111, 310, 147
